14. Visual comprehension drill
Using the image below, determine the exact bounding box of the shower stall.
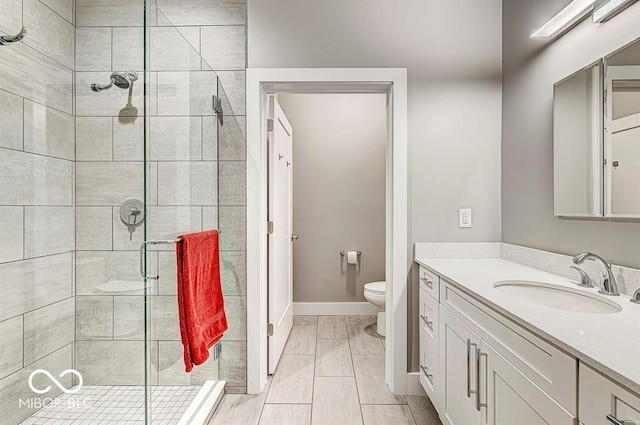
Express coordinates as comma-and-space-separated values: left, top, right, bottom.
0, 1, 247, 424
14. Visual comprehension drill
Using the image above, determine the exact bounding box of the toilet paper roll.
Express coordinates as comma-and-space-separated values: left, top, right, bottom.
347, 251, 358, 265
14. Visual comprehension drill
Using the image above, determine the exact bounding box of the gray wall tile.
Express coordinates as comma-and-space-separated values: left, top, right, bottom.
151, 295, 180, 340
202, 206, 219, 231
76, 296, 114, 340
177, 26, 201, 53
157, 162, 217, 206
0, 149, 73, 206
23, 0, 75, 69
217, 71, 245, 115
158, 251, 177, 296
221, 295, 246, 341
24, 206, 74, 258
0, 43, 73, 113
218, 161, 245, 205
112, 27, 144, 71
23, 100, 74, 160
76, 207, 113, 250
202, 115, 218, 160
0, 89, 23, 150
216, 341, 244, 386
158, 341, 191, 385
0, 253, 73, 321
157, 71, 218, 116
220, 251, 246, 295
219, 206, 246, 250
0, 206, 24, 263
0, 344, 72, 425
147, 206, 203, 242
218, 115, 245, 161
76, 72, 144, 117
113, 296, 144, 340
76, 27, 112, 71
201, 26, 246, 70
76, 162, 144, 205
76, 117, 113, 160
76, 251, 153, 295
76, 0, 145, 26
41, 0, 73, 23
0, 316, 23, 380
75, 340, 149, 385
113, 119, 144, 161
157, 0, 246, 26
23, 297, 75, 364
150, 27, 202, 71
150, 116, 202, 161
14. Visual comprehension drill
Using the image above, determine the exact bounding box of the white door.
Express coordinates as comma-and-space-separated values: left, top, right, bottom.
268, 97, 295, 374
439, 306, 482, 425
483, 342, 575, 425
610, 112, 640, 215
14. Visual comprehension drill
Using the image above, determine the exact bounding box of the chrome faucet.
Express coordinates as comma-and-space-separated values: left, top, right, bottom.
572, 252, 619, 296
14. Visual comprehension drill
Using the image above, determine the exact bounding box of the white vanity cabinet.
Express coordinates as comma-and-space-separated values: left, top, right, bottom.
579, 363, 640, 425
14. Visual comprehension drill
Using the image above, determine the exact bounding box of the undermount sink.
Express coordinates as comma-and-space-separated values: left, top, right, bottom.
493, 280, 622, 314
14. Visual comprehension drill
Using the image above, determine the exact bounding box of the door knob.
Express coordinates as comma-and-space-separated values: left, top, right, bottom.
291, 234, 299, 241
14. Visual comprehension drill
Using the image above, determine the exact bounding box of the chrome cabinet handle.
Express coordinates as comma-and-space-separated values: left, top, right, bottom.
466, 339, 477, 398
475, 348, 488, 412
420, 276, 434, 289
290, 234, 299, 241
420, 365, 433, 383
606, 414, 628, 425
420, 315, 433, 329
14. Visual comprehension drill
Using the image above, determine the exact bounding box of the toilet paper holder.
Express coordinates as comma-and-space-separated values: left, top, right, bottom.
340, 251, 361, 256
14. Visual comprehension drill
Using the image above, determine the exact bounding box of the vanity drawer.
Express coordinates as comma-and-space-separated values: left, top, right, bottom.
419, 338, 440, 410
441, 280, 577, 415
419, 287, 439, 351
419, 266, 440, 301
580, 363, 640, 425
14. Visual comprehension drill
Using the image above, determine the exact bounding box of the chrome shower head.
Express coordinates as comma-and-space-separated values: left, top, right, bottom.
91, 71, 138, 92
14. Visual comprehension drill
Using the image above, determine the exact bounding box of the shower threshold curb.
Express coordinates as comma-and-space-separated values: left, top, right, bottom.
177, 380, 226, 425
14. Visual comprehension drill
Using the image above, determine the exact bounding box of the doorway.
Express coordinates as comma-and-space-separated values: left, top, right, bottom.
246, 68, 408, 395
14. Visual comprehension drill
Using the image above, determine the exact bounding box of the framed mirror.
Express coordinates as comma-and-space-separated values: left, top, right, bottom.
553, 60, 604, 217
604, 38, 640, 218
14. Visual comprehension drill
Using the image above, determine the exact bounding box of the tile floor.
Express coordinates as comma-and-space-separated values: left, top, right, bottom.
207, 315, 443, 425
20, 385, 201, 425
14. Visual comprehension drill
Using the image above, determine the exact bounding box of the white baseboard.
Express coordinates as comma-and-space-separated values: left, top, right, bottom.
406, 372, 426, 396
293, 302, 380, 316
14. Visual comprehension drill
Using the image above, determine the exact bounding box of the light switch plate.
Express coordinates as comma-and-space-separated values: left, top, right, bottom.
459, 208, 472, 228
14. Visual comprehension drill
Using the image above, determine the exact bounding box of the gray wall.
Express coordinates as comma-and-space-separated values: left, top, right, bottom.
0, 0, 75, 423
502, 1, 640, 268
278, 94, 386, 303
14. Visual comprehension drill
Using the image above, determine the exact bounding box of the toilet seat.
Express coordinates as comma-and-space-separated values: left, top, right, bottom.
364, 281, 385, 295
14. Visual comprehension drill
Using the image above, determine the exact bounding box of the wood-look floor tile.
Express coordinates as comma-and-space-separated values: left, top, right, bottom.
266, 355, 314, 404
317, 315, 347, 339
315, 339, 354, 377
259, 404, 311, 425
361, 405, 416, 425
311, 377, 363, 425
346, 316, 384, 355
352, 355, 406, 405
283, 325, 317, 355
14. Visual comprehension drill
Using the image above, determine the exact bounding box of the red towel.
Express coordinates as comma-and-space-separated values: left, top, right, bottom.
176, 230, 227, 372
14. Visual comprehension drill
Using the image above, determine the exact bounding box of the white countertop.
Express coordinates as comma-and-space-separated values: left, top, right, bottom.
415, 257, 640, 395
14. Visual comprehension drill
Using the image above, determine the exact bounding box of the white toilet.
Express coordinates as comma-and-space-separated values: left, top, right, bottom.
363, 281, 386, 337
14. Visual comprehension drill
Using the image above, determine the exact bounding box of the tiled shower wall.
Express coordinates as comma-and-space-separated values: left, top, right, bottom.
0, 0, 76, 424
73, 0, 248, 392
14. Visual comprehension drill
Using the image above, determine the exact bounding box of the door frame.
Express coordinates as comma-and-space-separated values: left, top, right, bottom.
246, 68, 408, 395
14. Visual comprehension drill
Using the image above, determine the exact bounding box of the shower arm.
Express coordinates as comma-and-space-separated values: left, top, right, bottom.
0, 27, 27, 45
91, 78, 115, 92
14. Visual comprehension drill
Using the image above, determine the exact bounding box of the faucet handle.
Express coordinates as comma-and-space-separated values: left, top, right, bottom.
631, 289, 640, 304
570, 266, 594, 288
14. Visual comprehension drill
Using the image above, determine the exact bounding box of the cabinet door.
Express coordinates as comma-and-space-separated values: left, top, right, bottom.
439, 306, 482, 425
483, 342, 576, 425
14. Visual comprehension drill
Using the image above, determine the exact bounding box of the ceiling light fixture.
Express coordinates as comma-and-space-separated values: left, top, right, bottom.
531, 0, 597, 38
592, 0, 638, 22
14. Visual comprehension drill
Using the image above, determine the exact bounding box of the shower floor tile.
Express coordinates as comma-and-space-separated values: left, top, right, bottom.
20, 385, 202, 425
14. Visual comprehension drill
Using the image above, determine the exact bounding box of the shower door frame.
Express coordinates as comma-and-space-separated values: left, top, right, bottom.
246, 68, 408, 396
